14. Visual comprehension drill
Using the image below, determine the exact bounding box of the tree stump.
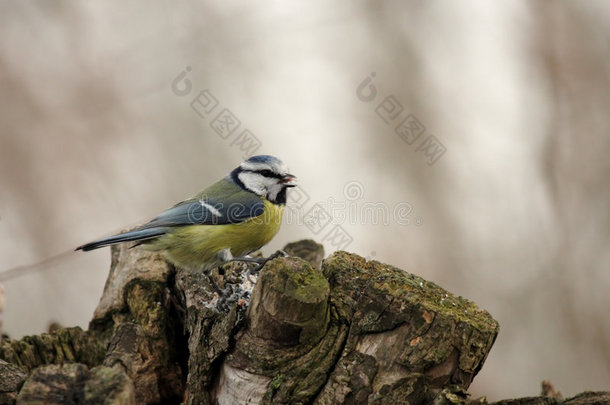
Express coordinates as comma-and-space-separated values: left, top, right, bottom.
0, 239, 607, 404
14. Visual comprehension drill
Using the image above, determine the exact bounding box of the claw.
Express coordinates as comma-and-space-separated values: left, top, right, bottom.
230, 250, 288, 270
269, 249, 288, 259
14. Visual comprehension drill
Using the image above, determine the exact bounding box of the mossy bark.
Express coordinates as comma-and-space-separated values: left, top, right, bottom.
0, 244, 184, 405
0, 239, 607, 404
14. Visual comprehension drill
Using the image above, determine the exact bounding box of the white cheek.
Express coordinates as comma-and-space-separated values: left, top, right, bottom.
238, 172, 265, 195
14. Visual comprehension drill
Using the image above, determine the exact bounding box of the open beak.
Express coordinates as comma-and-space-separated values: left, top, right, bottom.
281, 174, 297, 187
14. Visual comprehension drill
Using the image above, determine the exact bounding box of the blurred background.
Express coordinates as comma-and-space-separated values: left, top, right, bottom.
1, 0, 609, 400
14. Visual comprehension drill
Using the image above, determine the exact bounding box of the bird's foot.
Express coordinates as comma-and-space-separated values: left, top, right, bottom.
231, 250, 288, 275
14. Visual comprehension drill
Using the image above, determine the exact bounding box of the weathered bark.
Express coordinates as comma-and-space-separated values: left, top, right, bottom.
0, 244, 184, 405
0, 239, 607, 404
0, 360, 26, 404
216, 257, 334, 404
0, 327, 104, 373
16, 363, 134, 405
91, 244, 185, 404
172, 267, 239, 405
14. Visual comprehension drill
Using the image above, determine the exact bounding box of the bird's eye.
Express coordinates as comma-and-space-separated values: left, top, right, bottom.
259, 170, 274, 177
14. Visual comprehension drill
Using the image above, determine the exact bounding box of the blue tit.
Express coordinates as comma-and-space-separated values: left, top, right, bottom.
77, 155, 296, 272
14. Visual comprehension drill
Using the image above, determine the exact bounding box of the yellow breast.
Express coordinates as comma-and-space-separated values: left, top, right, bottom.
146, 199, 285, 271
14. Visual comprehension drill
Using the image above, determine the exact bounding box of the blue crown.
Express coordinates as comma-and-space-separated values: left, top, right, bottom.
245, 155, 282, 165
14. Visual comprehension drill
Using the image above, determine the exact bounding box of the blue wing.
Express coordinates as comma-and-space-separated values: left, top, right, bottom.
76, 178, 264, 251
140, 192, 264, 228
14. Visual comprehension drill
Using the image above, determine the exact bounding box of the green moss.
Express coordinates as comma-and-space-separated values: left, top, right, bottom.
285, 271, 329, 303
271, 373, 283, 390
265, 257, 330, 304
0, 327, 105, 373
264, 373, 284, 400
84, 365, 135, 404
323, 251, 498, 333
124, 280, 166, 333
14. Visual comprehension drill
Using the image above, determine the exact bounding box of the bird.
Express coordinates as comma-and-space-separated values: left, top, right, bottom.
76, 155, 296, 273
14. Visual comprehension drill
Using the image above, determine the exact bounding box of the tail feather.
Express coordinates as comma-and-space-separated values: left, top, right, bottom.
75, 227, 168, 251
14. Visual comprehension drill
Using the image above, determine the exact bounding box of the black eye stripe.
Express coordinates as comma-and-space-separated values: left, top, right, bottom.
243, 169, 283, 179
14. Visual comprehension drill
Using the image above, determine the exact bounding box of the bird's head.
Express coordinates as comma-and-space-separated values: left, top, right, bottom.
230, 155, 296, 204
